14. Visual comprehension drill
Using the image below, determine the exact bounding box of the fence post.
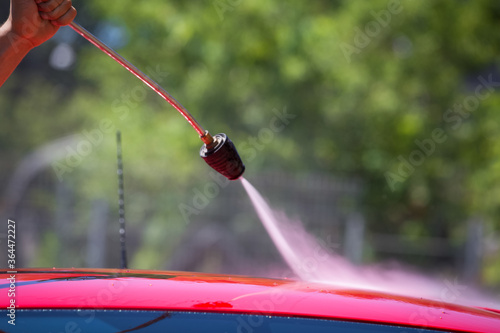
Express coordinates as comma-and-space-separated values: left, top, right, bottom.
55, 181, 72, 267
344, 212, 365, 265
463, 217, 483, 284
87, 199, 108, 267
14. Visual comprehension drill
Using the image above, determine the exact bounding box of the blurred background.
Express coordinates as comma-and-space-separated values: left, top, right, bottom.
1, 0, 500, 295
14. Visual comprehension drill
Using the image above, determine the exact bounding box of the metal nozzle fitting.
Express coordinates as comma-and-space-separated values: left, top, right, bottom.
200, 131, 214, 147
200, 133, 245, 180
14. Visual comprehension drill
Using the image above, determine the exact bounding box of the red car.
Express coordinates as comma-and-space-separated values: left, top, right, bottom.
1, 268, 499, 332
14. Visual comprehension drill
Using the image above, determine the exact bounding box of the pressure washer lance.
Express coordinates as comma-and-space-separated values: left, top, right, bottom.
69, 21, 245, 180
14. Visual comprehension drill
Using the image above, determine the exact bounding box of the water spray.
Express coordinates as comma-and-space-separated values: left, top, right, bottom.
69, 22, 245, 180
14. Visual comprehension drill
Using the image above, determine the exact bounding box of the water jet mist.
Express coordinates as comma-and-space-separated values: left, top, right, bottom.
241, 177, 499, 309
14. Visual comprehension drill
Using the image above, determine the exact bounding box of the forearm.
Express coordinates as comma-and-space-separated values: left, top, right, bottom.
0, 19, 33, 87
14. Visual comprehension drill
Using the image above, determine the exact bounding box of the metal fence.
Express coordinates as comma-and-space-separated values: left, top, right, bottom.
0, 160, 484, 283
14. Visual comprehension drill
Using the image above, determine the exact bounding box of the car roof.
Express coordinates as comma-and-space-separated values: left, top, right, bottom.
1, 268, 500, 332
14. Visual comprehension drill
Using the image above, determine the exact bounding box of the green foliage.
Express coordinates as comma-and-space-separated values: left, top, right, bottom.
2, 0, 500, 285
34, 232, 60, 267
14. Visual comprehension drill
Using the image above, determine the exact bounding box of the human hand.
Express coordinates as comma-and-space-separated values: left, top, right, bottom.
9, 0, 77, 48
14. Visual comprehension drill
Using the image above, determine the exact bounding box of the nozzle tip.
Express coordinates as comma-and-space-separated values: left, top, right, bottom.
200, 133, 245, 180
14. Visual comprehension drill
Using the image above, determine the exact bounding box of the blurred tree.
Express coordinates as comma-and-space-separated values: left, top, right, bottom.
1, 0, 500, 286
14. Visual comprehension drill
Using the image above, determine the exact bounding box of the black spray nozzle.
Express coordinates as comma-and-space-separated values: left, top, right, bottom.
200, 133, 245, 180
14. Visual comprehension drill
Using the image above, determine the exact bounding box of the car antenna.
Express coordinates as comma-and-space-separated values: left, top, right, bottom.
116, 130, 128, 269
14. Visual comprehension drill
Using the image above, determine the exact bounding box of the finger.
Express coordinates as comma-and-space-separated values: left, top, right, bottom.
37, 0, 65, 13
50, 6, 77, 26
39, 0, 72, 20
